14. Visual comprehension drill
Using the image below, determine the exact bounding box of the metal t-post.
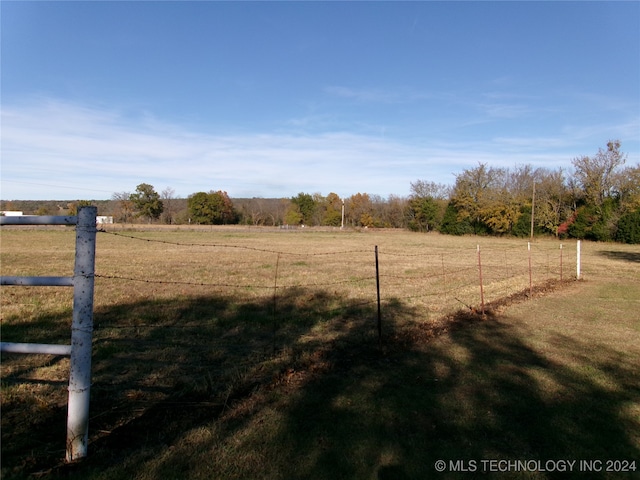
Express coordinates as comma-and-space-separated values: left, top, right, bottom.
66, 206, 97, 462
576, 240, 581, 280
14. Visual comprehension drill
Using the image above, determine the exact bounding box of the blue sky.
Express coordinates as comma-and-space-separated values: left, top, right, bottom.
1, 1, 638, 200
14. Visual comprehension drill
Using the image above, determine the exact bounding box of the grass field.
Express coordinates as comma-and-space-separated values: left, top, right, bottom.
1, 226, 639, 479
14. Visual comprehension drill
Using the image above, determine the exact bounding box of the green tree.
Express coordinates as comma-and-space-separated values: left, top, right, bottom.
284, 205, 303, 226
407, 197, 439, 232
615, 208, 640, 244
407, 180, 449, 232
188, 190, 238, 225
130, 183, 163, 223
322, 192, 343, 227
568, 201, 616, 241
439, 202, 474, 235
512, 205, 545, 238
290, 193, 316, 225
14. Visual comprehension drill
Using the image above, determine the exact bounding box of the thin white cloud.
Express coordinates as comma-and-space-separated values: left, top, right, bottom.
475, 102, 533, 119
1, 98, 636, 200
0, 100, 423, 199
324, 85, 433, 104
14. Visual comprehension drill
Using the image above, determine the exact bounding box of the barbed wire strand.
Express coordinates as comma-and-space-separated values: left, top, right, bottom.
98, 230, 371, 256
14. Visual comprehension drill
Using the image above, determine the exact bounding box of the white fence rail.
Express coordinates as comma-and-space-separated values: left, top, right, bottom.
0, 206, 97, 462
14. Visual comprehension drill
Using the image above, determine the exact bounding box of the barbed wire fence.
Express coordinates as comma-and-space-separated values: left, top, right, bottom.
93, 230, 579, 340
2, 228, 582, 453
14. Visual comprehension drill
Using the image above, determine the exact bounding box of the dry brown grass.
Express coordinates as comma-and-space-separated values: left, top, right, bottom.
1, 226, 639, 478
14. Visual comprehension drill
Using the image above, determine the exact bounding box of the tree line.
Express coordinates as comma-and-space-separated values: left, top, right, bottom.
414, 140, 639, 243
2, 141, 638, 243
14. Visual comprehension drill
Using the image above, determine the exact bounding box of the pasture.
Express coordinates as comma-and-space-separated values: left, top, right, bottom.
1, 226, 639, 479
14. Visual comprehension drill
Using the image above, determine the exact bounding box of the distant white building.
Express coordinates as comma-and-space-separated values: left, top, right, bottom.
1, 211, 113, 223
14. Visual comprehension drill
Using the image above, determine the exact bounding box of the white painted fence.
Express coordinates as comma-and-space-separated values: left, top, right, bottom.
0, 206, 97, 462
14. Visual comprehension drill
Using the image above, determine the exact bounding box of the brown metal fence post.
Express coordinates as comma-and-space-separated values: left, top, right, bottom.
272, 253, 280, 355
477, 245, 485, 315
441, 253, 446, 297
375, 246, 381, 345
528, 242, 533, 298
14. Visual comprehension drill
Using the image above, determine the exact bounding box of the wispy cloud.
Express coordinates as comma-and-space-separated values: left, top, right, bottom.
1, 99, 431, 199
2, 98, 634, 200
474, 101, 533, 119
324, 85, 433, 104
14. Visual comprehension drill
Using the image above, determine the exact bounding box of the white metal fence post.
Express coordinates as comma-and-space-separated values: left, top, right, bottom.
66, 206, 97, 462
576, 240, 581, 280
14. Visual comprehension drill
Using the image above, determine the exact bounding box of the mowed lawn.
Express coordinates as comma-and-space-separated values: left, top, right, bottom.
1, 227, 639, 479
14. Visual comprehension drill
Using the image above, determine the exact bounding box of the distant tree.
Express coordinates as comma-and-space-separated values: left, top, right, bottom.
512, 205, 546, 238
187, 190, 238, 225
450, 163, 504, 234
439, 202, 474, 235
615, 164, 640, 214
410, 180, 450, 200
407, 180, 449, 232
567, 199, 617, 242
0, 201, 15, 212
534, 169, 569, 236
284, 205, 303, 225
240, 198, 288, 226
112, 191, 134, 223
35, 206, 54, 216
187, 192, 210, 224
130, 183, 163, 223
310, 193, 326, 225
322, 192, 343, 227
290, 192, 316, 225
160, 187, 176, 224
67, 200, 93, 216
479, 192, 521, 235
569, 141, 629, 241
571, 140, 626, 213
274, 198, 291, 226
407, 196, 439, 232
346, 193, 374, 227
383, 195, 409, 228
237, 198, 265, 226
615, 207, 640, 244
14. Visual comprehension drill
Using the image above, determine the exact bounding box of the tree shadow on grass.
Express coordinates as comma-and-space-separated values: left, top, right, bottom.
0, 287, 389, 478
213, 311, 635, 480
598, 250, 640, 264
122, 306, 639, 480
3, 289, 639, 479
